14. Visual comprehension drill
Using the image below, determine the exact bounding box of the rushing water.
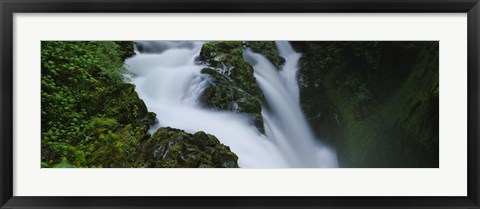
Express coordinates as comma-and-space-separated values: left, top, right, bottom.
124, 41, 338, 168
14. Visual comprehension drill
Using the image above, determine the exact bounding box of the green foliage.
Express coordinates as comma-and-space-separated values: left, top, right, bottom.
293, 41, 439, 167
113, 41, 136, 60
41, 41, 154, 168
52, 157, 75, 168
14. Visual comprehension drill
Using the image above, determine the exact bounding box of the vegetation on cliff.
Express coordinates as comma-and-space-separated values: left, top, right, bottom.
41, 41, 239, 168
292, 41, 439, 167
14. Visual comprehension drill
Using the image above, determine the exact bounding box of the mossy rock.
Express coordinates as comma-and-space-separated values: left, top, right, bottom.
246, 41, 285, 69
198, 41, 265, 133
201, 68, 262, 114
102, 83, 156, 127
141, 127, 239, 168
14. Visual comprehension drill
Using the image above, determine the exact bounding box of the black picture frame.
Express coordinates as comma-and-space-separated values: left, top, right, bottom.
1, 0, 479, 208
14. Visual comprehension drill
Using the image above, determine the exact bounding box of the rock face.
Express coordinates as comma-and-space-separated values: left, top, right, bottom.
197, 41, 265, 133
292, 41, 439, 168
141, 127, 239, 168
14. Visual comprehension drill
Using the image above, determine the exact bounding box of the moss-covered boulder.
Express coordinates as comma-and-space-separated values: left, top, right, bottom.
246, 41, 285, 69
198, 41, 265, 133
102, 83, 156, 126
292, 41, 439, 168
140, 127, 239, 168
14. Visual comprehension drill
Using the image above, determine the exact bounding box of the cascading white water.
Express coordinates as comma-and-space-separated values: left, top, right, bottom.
244, 42, 338, 168
124, 41, 338, 168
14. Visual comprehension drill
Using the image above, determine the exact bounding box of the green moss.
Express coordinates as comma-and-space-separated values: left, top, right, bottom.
41, 41, 156, 168
102, 83, 154, 125
83, 118, 153, 168
198, 42, 265, 133
113, 41, 135, 60
294, 41, 439, 167
52, 157, 75, 168
141, 127, 239, 168
246, 41, 285, 69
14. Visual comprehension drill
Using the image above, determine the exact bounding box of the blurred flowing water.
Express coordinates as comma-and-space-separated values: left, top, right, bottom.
124, 41, 338, 168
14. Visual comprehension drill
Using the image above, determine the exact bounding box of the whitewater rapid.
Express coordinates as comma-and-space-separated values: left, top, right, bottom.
124, 41, 338, 168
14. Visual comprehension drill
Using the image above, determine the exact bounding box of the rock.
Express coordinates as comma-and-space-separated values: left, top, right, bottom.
197, 41, 265, 133
246, 41, 285, 69
141, 127, 239, 168
102, 83, 156, 127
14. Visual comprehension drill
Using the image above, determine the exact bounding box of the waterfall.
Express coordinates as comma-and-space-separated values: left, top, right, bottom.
125, 41, 338, 168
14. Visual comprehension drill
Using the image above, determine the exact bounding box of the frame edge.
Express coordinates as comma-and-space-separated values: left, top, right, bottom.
468, 1, 480, 206
0, 0, 14, 208
1, 0, 480, 208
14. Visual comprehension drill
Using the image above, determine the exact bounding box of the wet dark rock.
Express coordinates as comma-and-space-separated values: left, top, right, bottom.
197, 41, 265, 133
141, 127, 239, 168
246, 41, 285, 69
